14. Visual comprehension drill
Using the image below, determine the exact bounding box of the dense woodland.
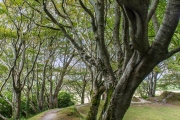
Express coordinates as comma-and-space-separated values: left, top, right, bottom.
0, 0, 180, 120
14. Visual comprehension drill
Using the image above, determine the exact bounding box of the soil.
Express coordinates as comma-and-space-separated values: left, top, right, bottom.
131, 97, 152, 104
41, 109, 61, 120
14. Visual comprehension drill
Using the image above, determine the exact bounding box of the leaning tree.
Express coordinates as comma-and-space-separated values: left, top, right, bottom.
17, 0, 180, 119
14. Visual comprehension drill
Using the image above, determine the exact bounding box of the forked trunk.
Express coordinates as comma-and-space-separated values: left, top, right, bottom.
102, 51, 162, 120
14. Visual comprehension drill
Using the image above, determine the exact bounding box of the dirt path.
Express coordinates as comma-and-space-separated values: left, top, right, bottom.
39, 99, 151, 120
41, 109, 61, 120
131, 97, 151, 104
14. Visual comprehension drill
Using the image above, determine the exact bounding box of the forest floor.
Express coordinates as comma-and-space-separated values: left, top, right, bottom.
28, 91, 180, 120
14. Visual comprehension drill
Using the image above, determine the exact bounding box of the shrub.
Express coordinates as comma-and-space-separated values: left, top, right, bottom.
58, 92, 75, 108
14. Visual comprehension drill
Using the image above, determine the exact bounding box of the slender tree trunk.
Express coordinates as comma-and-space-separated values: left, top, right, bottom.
148, 71, 158, 97
148, 73, 153, 97
39, 62, 48, 111
152, 72, 158, 97
86, 88, 102, 120
81, 76, 87, 104
25, 89, 30, 117
36, 64, 40, 111
81, 91, 85, 104
12, 90, 21, 120
81, 85, 85, 104
49, 80, 53, 109
53, 72, 64, 108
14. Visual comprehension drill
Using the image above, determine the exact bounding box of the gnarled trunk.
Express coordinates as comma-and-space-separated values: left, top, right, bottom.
103, 50, 161, 120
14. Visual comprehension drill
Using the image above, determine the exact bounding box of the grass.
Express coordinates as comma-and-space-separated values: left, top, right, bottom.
28, 110, 48, 120
29, 97, 180, 120
55, 106, 83, 120
29, 104, 180, 120
124, 104, 180, 120
28, 107, 83, 120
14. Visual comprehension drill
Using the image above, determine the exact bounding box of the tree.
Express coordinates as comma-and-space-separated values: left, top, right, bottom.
64, 62, 89, 104
13, 0, 180, 119
0, 1, 43, 119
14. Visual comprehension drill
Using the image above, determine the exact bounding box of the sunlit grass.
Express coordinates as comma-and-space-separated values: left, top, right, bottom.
124, 104, 180, 120
29, 103, 180, 120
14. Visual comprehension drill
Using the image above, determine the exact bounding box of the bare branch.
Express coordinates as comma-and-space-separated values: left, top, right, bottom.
153, 0, 180, 51
35, 23, 61, 30
148, 0, 159, 22
165, 46, 180, 59
79, 0, 97, 32
113, 1, 123, 68
21, 41, 43, 90
42, 0, 71, 29
0, 67, 12, 92
50, 0, 66, 18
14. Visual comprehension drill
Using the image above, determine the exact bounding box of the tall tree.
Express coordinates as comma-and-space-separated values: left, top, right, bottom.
23, 0, 180, 119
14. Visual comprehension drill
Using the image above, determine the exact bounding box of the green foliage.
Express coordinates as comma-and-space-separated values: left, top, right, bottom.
0, 92, 12, 118
158, 58, 180, 90
0, 64, 8, 74
58, 92, 75, 108
135, 82, 148, 99
20, 95, 38, 117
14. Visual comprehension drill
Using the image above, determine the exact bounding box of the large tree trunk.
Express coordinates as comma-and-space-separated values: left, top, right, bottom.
12, 90, 21, 120
100, 0, 180, 119
103, 51, 161, 120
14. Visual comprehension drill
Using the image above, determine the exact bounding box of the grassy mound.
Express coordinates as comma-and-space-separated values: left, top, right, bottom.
131, 97, 141, 102
29, 103, 180, 120
29, 95, 180, 120
151, 91, 180, 105
28, 107, 83, 120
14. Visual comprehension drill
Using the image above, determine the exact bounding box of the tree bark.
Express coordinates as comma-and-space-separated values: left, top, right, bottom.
25, 89, 30, 117
12, 90, 21, 120
86, 90, 102, 120
38, 62, 48, 111
81, 78, 87, 104
52, 72, 65, 108
103, 50, 161, 120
